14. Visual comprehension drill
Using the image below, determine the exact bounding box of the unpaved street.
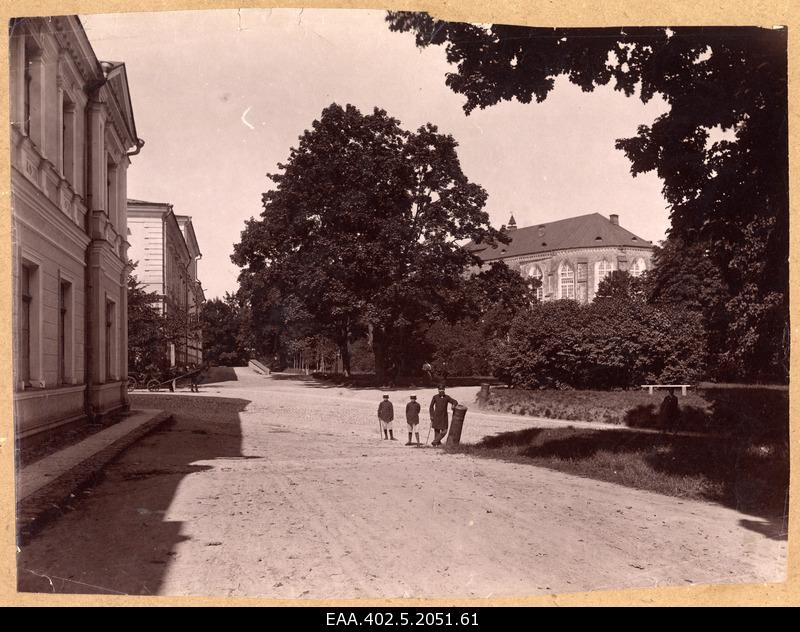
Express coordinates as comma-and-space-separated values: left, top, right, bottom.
17, 367, 786, 598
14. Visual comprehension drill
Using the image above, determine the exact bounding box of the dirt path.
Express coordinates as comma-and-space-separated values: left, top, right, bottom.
16, 367, 786, 599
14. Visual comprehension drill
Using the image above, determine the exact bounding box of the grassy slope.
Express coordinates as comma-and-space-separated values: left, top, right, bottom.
477, 388, 711, 426
451, 427, 789, 522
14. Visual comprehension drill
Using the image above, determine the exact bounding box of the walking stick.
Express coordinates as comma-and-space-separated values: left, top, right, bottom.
425, 424, 432, 445
378, 418, 383, 440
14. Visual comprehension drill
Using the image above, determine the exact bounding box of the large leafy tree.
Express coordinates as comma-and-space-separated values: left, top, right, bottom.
424, 260, 539, 376
127, 273, 168, 373
595, 270, 647, 303
386, 15, 788, 382
232, 103, 504, 383
201, 294, 251, 366
461, 261, 539, 327
644, 239, 733, 375
237, 271, 321, 371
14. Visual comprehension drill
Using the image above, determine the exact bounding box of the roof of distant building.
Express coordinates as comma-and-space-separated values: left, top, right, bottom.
128, 198, 171, 207
467, 213, 652, 261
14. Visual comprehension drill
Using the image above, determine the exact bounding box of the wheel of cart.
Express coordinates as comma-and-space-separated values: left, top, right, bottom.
147, 378, 161, 392
127, 376, 138, 392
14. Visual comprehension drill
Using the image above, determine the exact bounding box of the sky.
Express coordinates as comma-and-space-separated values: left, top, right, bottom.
80, 8, 671, 300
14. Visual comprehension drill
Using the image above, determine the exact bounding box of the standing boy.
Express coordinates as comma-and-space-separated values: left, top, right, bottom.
378, 394, 396, 440
405, 395, 421, 446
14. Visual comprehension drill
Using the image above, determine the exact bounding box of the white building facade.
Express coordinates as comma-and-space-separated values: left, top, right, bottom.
470, 213, 654, 304
127, 200, 204, 366
10, 16, 143, 439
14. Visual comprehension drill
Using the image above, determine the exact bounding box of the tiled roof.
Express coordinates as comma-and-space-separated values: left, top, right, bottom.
468, 213, 652, 261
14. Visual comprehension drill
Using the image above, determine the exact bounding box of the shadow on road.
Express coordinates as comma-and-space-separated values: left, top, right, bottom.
739, 518, 788, 541
17, 394, 249, 596
457, 426, 788, 537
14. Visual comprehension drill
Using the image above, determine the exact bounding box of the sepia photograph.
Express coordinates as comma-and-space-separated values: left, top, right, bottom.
3, 2, 792, 605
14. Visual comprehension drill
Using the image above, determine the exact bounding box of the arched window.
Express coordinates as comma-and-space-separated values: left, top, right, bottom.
528, 265, 544, 300
559, 262, 575, 299
630, 257, 646, 277
595, 259, 614, 292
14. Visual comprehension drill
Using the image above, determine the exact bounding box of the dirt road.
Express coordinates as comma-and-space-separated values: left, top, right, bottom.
16, 367, 786, 599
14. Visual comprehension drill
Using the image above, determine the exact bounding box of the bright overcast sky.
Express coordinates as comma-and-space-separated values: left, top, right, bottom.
81, 8, 671, 300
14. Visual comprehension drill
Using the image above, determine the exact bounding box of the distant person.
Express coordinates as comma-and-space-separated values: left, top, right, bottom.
189, 364, 205, 392
659, 387, 680, 431
429, 385, 458, 446
422, 362, 433, 385
405, 395, 421, 446
378, 394, 396, 441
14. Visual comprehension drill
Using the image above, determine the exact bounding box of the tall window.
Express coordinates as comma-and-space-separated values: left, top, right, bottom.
23, 65, 32, 136
630, 258, 646, 277
529, 265, 544, 301
22, 40, 42, 146
20, 265, 33, 385
62, 98, 75, 183
58, 281, 70, 384
106, 158, 117, 226
105, 299, 115, 381
596, 260, 613, 292
559, 263, 575, 300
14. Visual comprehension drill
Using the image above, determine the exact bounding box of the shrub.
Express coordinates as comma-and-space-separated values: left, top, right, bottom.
490, 298, 708, 389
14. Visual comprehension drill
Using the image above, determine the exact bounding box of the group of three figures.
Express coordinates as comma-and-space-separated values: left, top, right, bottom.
377, 385, 458, 447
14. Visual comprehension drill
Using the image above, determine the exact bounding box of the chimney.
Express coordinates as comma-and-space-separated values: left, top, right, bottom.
507, 215, 517, 231
609, 214, 619, 226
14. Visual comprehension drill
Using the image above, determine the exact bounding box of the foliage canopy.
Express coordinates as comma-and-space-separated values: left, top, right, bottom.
386, 15, 788, 381
232, 102, 504, 382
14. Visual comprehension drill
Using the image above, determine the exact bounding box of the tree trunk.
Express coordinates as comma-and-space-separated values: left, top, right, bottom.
339, 340, 351, 377
372, 327, 389, 385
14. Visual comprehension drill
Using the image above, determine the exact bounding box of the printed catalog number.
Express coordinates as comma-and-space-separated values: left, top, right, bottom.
326, 611, 479, 626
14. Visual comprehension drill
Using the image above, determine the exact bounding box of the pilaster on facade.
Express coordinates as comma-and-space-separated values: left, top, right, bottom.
10, 15, 142, 439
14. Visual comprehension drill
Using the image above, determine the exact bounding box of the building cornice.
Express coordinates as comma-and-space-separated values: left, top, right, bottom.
499, 244, 654, 266
11, 172, 91, 261
50, 16, 103, 87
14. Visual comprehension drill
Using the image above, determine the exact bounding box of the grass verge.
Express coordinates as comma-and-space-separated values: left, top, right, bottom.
477, 388, 711, 426
449, 426, 789, 524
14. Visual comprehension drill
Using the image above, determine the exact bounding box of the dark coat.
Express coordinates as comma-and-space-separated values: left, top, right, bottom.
406, 400, 421, 424
429, 393, 458, 430
659, 393, 679, 427
378, 400, 394, 422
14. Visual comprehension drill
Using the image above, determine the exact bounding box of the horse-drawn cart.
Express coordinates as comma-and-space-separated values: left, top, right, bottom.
127, 367, 202, 392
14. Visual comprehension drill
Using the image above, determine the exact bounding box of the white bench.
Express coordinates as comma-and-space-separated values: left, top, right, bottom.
641, 384, 692, 396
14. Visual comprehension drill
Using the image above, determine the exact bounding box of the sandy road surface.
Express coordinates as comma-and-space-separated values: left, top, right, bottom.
17, 367, 786, 599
